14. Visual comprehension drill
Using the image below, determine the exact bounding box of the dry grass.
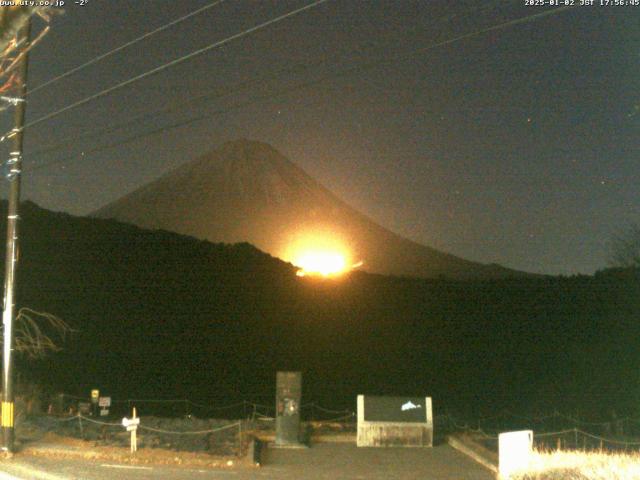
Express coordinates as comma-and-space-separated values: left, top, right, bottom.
21, 432, 244, 469
510, 449, 640, 480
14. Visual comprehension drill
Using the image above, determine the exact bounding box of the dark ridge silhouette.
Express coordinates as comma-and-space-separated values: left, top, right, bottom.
93, 139, 531, 279
2, 201, 638, 418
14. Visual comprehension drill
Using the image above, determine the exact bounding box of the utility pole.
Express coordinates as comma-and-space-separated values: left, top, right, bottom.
1, 17, 31, 453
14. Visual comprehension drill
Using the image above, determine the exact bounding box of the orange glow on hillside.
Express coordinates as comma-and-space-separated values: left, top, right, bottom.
294, 251, 348, 277
282, 229, 362, 278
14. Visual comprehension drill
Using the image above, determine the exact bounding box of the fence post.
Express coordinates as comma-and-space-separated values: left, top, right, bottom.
131, 406, 138, 453
78, 414, 84, 439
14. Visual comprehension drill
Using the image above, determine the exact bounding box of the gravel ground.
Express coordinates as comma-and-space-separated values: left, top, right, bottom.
17, 415, 243, 455
7, 415, 495, 479
1, 443, 495, 479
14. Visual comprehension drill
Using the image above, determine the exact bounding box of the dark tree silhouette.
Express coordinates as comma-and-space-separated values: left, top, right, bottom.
1, 307, 73, 359
0, 6, 57, 100
609, 224, 640, 268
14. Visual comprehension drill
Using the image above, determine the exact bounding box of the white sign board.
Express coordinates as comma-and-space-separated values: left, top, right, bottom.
122, 417, 140, 428
499, 430, 533, 479
123, 409, 140, 454
356, 395, 433, 447
98, 397, 111, 407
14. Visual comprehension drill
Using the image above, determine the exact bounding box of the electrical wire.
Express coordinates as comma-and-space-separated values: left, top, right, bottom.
0, 0, 330, 142
27, 60, 321, 161
27, 0, 228, 96
26, 2, 500, 161
27, 4, 575, 173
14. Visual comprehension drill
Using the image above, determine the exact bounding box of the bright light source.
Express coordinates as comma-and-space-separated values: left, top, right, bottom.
280, 228, 362, 278
294, 251, 347, 277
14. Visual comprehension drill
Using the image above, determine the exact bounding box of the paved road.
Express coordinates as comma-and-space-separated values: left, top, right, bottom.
261, 444, 494, 480
0, 444, 494, 479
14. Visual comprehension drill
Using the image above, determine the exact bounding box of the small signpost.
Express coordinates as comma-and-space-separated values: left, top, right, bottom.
122, 407, 140, 453
90, 389, 99, 417
98, 397, 111, 417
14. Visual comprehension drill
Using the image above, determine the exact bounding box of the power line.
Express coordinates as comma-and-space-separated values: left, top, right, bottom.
28, 0, 228, 96
28, 5, 576, 173
26, 0, 507, 112
16, 3, 522, 162
25, 0, 511, 159
28, 1, 504, 161
30, 79, 330, 172
27, 61, 317, 161
0, 0, 330, 142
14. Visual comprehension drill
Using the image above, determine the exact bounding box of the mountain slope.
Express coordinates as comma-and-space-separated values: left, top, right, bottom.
7, 201, 639, 416
94, 139, 527, 279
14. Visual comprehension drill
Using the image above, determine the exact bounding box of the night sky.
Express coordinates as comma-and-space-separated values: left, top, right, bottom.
1, 0, 638, 275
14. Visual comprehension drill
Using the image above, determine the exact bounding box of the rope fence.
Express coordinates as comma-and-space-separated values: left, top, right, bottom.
58, 414, 640, 449
36, 393, 640, 455
137, 421, 241, 436
455, 426, 640, 452
52, 394, 355, 422
443, 410, 640, 452
53, 394, 640, 450
46, 413, 243, 436
532, 428, 640, 451
37, 412, 246, 456
473, 409, 640, 428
